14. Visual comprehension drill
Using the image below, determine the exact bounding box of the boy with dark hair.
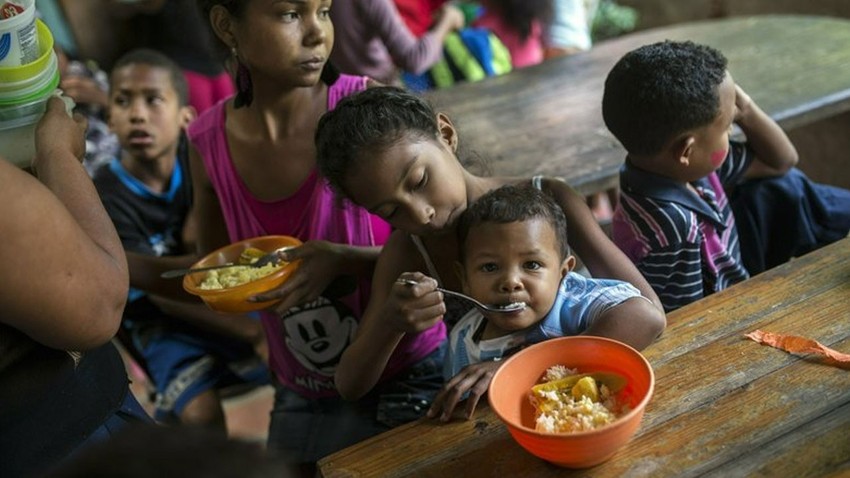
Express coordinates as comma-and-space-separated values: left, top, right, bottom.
603, 40, 850, 312
93, 48, 268, 429
428, 184, 656, 420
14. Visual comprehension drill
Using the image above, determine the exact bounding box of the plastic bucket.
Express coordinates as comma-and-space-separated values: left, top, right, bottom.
0, 91, 74, 168
0, 20, 58, 105
0, 0, 38, 67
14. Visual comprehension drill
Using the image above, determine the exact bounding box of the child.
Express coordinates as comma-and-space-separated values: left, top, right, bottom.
93, 48, 269, 429
190, 0, 443, 467
1, 96, 151, 478
428, 184, 650, 420
315, 86, 666, 407
603, 40, 850, 312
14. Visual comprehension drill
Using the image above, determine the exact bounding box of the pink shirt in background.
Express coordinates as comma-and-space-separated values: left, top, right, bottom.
474, 4, 544, 68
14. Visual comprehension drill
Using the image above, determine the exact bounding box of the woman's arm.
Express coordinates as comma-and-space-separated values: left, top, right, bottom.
0, 98, 129, 350
334, 231, 445, 400
545, 177, 665, 315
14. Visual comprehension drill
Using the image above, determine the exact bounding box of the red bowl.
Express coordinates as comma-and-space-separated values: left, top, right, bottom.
183, 235, 301, 313
488, 336, 654, 468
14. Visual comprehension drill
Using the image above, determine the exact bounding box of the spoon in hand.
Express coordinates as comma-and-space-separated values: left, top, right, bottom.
396, 278, 527, 313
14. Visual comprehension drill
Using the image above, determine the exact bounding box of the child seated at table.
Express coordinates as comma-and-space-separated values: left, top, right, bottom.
93, 48, 269, 428
603, 40, 850, 312
428, 184, 653, 421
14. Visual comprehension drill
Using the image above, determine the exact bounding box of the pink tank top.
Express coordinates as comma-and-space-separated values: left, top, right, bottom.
188, 75, 445, 398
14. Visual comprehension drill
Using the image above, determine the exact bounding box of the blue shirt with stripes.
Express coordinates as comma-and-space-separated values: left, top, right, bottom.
612, 140, 754, 312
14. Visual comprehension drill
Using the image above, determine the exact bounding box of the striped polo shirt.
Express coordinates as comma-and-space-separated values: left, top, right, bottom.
612, 140, 754, 311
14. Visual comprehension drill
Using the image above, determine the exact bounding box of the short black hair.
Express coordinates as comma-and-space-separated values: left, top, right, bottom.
602, 40, 728, 156
110, 48, 190, 107
456, 185, 569, 264
316, 86, 441, 197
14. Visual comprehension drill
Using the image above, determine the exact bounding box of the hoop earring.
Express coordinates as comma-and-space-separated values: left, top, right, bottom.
232, 47, 253, 108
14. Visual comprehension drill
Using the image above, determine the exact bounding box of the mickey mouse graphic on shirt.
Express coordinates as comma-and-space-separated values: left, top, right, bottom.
280, 296, 358, 376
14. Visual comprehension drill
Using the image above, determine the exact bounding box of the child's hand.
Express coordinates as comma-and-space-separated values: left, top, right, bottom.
60, 75, 109, 109
434, 3, 466, 31
427, 360, 502, 422
384, 273, 446, 334
250, 240, 342, 314
734, 84, 753, 123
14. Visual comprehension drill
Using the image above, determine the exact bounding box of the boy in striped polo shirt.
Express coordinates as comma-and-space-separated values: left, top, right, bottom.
601, 40, 803, 312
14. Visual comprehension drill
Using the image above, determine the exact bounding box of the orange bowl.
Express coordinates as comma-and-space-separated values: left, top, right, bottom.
183, 235, 301, 313
488, 336, 654, 468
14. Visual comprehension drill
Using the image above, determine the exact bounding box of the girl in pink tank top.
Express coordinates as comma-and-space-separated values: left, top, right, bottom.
188, 0, 446, 468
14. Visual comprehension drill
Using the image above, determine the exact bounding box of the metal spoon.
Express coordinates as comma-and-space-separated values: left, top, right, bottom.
396, 278, 527, 314
161, 248, 289, 279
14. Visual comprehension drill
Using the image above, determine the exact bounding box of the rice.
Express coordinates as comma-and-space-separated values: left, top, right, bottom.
199, 262, 282, 290
530, 365, 629, 434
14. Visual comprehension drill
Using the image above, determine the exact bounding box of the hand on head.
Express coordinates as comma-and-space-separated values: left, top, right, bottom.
733, 84, 753, 122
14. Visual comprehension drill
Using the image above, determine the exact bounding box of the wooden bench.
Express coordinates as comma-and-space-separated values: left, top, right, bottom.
424, 14, 850, 196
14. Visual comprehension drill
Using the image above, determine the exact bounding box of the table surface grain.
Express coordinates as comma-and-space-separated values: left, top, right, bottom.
424, 15, 850, 195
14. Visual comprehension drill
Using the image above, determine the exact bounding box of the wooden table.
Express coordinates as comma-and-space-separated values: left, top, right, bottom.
425, 15, 850, 196
318, 237, 850, 477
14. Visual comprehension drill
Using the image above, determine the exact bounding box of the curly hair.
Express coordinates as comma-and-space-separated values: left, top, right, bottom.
315, 86, 442, 197
456, 184, 569, 263
602, 40, 728, 156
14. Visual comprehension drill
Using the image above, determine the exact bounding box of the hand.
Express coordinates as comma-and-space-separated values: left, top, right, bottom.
60, 75, 109, 109
382, 272, 446, 334
250, 240, 343, 315
734, 84, 753, 123
34, 96, 87, 169
434, 4, 465, 31
427, 360, 502, 421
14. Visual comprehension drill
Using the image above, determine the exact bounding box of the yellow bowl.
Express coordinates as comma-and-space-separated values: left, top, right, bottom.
183, 235, 301, 313
0, 20, 55, 83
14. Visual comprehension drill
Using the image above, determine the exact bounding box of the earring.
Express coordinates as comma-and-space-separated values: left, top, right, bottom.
232, 47, 253, 108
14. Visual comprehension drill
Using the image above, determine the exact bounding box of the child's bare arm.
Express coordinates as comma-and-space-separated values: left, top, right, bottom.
334, 232, 444, 400
735, 85, 799, 178
585, 296, 665, 351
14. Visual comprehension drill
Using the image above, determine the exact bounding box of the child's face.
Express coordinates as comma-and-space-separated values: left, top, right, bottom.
108, 64, 192, 163
342, 130, 470, 236
459, 218, 574, 335
224, 0, 334, 88
683, 72, 737, 179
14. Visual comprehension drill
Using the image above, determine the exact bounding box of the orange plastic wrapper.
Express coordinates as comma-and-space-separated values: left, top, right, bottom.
745, 330, 850, 369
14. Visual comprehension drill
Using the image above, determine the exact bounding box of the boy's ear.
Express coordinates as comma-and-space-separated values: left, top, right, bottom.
436, 112, 458, 152
560, 256, 575, 279
673, 135, 697, 167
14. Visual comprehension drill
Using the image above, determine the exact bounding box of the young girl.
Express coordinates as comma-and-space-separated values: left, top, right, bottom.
315, 86, 666, 410
472, 0, 554, 68
189, 0, 443, 467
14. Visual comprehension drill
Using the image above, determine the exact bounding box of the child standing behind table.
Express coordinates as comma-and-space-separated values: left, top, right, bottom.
427, 184, 654, 421
93, 48, 269, 429
603, 40, 850, 312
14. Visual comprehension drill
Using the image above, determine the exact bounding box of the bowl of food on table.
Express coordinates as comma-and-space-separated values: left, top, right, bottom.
488, 336, 654, 468
183, 235, 301, 313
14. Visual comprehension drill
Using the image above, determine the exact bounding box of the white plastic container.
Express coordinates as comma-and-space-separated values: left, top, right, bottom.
0, 92, 74, 168
0, 0, 38, 67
